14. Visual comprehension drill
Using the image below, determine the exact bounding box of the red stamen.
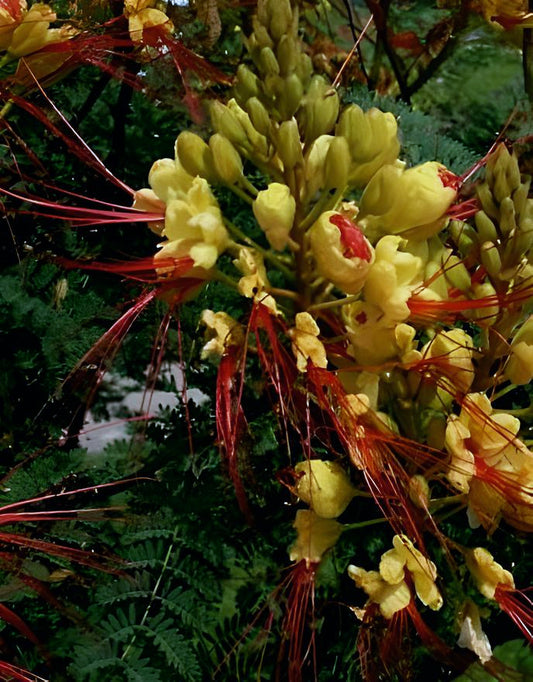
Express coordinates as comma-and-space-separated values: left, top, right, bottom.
329, 214, 372, 261
494, 585, 533, 643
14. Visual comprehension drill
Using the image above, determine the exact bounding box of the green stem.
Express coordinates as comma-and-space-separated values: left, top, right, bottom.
307, 294, 361, 312
224, 218, 295, 281
343, 517, 388, 531
211, 268, 240, 290
299, 186, 345, 232
228, 183, 254, 205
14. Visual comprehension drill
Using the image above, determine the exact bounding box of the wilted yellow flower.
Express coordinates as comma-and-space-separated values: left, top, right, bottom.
252, 182, 296, 251
465, 548, 514, 600
348, 535, 442, 619
309, 211, 374, 295
504, 315, 533, 385
289, 312, 327, 372
359, 162, 456, 241
294, 459, 356, 518
233, 247, 278, 313
289, 510, 343, 566
336, 104, 401, 188
457, 600, 493, 664
200, 310, 244, 362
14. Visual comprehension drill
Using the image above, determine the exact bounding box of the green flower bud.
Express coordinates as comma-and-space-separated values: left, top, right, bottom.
512, 179, 530, 217
277, 73, 303, 120
227, 99, 269, 157
324, 135, 350, 190
450, 221, 477, 256
499, 196, 517, 235
246, 97, 271, 137
477, 182, 500, 221
259, 46, 280, 76
480, 241, 502, 278
210, 100, 248, 146
336, 105, 400, 188
233, 64, 260, 103
175, 132, 216, 182
253, 182, 296, 251
304, 135, 332, 198
475, 210, 498, 243
300, 76, 339, 143
276, 118, 303, 171
209, 134, 243, 185
277, 34, 298, 75
443, 255, 471, 292
268, 0, 293, 41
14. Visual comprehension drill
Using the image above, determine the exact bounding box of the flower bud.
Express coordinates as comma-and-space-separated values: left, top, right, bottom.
299, 76, 339, 143
259, 46, 280, 76
245, 97, 271, 137
336, 105, 400, 187
304, 135, 332, 198
276, 118, 303, 171
499, 196, 517, 235
324, 135, 350, 190
480, 241, 502, 278
277, 34, 298, 75
268, 0, 293, 41
210, 100, 248, 146
504, 315, 533, 385
277, 72, 304, 119
209, 134, 243, 185
227, 99, 269, 157
175, 132, 217, 182
309, 211, 374, 295
475, 210, 498, 243
442, 255, 471, 292
408, 475, 430, 508
233, 64, 260, 103
253, 182, 295, 250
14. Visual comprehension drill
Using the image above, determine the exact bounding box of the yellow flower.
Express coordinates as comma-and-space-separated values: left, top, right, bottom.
309, 211, 374, 295
0, 2, 58, 57
348, 535, 442, 619
200, 310, 244, 362
289, 510, 343, 567
252, 182, 296, 251
445, 393, 533, 531
363, 236, 426, 323
289, 312, 327, 372
480, 0, 533, 28
157, 177, 228, 270
465, 548, 514, 600
124, 0, 173, 44
359, 162, 456, 241
294, 459, 356, 518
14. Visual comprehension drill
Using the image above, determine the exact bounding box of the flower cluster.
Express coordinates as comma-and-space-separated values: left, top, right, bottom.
125, 0, 533, 677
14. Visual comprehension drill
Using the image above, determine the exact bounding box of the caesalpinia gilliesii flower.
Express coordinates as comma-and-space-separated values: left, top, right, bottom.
479, 0, 533, 28
134, 149, 229, 274
124, 0, 173, 44
0, 1, 59, 57
359, 161, 457, 241
504, 315, 533, 385
348, 535, 443, 619
294, 459, 356, 518
420, 328, 475, 395
309, 211, 374, 294
445, 392, 533, 531
200, 310, 244, 362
